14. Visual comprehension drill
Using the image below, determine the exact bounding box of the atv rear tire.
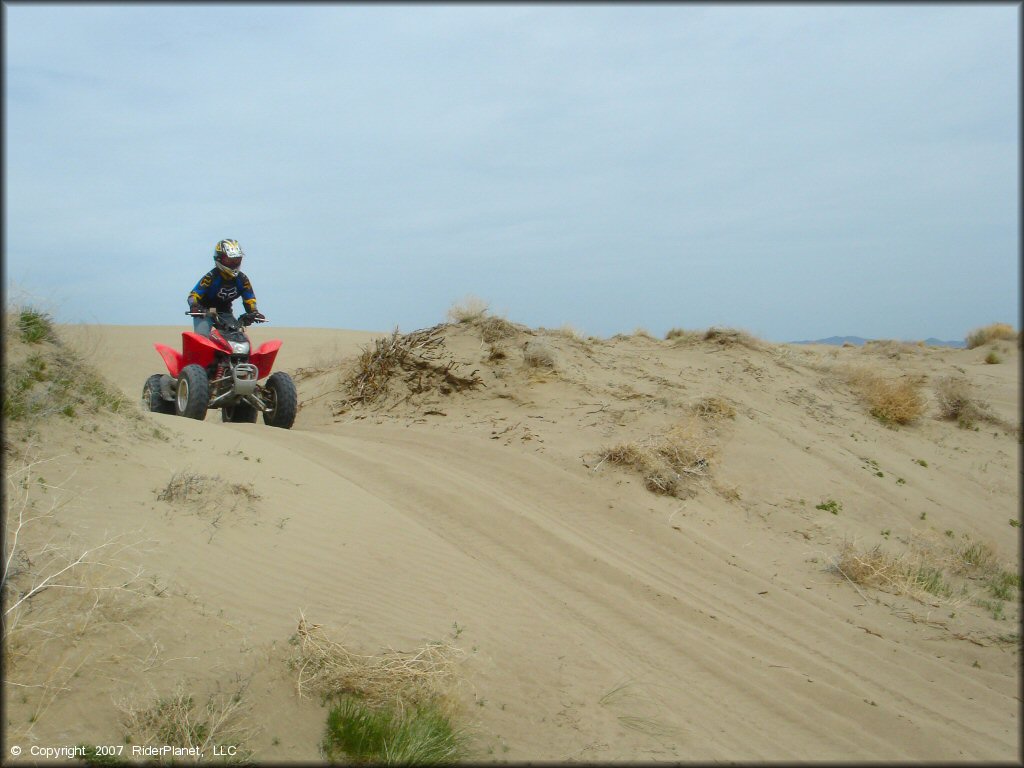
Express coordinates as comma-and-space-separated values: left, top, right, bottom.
143, 374, 175, 415
222, 401, 258, 423
262, 372, 297, 429
176, 364, 210, 420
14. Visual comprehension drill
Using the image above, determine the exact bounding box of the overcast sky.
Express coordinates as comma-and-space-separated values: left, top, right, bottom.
4, 3, 1019, 341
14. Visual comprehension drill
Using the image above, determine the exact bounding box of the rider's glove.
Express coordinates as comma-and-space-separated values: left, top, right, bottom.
250, 310, 267, 324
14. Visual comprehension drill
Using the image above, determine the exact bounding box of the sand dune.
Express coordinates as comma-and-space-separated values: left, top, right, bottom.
3, 315, 1019, 762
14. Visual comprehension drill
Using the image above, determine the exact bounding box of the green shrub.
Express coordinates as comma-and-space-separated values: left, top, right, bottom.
2, 345, 129, 422
323, 696, 465, 765
988, 571, 1021, 601
17, 308, 56, 344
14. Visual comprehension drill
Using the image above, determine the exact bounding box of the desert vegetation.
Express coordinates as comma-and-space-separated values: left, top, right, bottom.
446, 296, 525, 344
3, 458, 152, 742
933, 375, 999, 430
701, 326, 764, 350
664, 326, 764, 350
833, 534, 1020, 616
446, 295, 491, 325
861, 339, 922, 360
15, 306, 58, 345
522, 339, 558, 370
1, 298, 1018, 760
4, 308, 130, 424
157, 470, 259, 506
117, 682, 256, 762
965, 322, 1017, 349
664, 327, 700, 343
835, 365, 925, 426
690, 396, 736, 421
337, 325, 482, 411
598, 417, 716, 497
154, 470, 261, 533
289, 616, 466, 764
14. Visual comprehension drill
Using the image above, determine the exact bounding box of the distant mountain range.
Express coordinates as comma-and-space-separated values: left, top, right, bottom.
790, 336, 966, 348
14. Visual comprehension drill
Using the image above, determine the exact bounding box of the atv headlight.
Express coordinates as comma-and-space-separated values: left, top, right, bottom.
230, 341, 250, 354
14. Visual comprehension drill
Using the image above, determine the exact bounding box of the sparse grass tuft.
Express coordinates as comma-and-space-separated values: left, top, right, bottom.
445, 295, 490, 325
156, 471, 258, 506
965, 322, 1016, 349
322, 695, 465, 765
599, 418, 715, 498
4, 458, 151, 738
665, 327, 701, 344
987, 570, 1021, 600
862, 339, 920, 359
933, 375, 996, 429
834, 534, 1019, 616
290, 617, 466, 763
477, 316, 520, 344
702, 327, 763, 350
17, 308, 57, 344
836, 365, 924, 425
834, 543, 953, 600
552, 324, 585, 342
984, 350, 1002, 364
691, 396, 736, 420
118, 683, 254, 761
3, 343, 130, 423
864, 377, 925, 425
816, 499, 842, 514
951, 540, 998, 575
444, 297, 522, 342
154, 471, 259, 531
522, 340, 557, 369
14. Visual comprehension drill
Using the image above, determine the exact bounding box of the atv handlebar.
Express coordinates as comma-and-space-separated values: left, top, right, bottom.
186, 311, 268, 324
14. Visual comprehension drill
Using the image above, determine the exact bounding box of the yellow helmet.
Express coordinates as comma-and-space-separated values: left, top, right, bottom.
214, 239, 244, 278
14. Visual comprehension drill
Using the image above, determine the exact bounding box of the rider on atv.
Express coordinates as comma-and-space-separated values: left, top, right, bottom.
187, 239, 266, 335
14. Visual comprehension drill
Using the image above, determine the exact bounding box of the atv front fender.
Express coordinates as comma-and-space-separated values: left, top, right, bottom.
155, 333, 222, 377
249, 340, 282, 380
154, 343, 185, 378
181, 332, 222, 370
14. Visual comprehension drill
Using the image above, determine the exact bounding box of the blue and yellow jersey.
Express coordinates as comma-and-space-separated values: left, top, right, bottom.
187, 270, 257, 314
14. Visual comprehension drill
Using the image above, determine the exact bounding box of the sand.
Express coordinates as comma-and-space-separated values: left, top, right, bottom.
3, 317, 1019, 762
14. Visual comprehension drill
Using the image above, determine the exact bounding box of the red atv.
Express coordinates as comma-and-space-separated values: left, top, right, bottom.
142, 311, 297, 428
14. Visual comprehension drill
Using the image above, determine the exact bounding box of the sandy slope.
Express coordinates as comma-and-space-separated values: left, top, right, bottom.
3, 320, 1020, 762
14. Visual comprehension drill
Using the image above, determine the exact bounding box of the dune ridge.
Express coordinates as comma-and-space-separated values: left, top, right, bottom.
3, 310, 1019, 762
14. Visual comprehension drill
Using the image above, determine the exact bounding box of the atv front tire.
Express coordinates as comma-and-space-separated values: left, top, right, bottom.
222, 401, 258, 423
143, 374, 175, 415
176, 364, 210, 420
262, 372, 297, 429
